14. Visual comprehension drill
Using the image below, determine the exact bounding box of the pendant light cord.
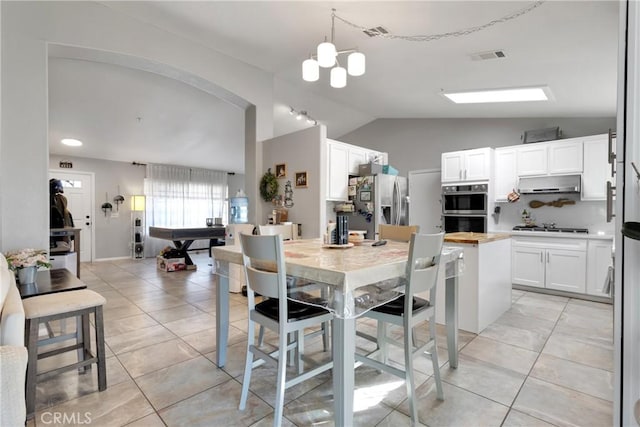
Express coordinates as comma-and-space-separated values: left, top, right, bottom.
333, 1, 545, 42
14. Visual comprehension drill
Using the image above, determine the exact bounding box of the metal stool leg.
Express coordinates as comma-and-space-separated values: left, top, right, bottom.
95, 306, 107, 391
25, 317, 40, 418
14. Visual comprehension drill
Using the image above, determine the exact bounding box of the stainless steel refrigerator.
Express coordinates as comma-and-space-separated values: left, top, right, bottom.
348, 174, 408, 240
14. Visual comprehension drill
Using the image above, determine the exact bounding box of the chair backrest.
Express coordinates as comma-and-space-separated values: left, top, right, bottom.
379, 224, 420, 242
258, 224, 294, 241
405, 232, 444, 305
239, 233, 287, 302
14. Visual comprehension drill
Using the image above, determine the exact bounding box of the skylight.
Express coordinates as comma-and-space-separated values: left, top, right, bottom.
443, 86, 552, 104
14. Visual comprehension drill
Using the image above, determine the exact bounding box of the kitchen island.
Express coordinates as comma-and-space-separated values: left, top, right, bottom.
434, 232, 512, 334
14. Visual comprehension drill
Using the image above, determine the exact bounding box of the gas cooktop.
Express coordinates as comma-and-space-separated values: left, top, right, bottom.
512, 225, 589, 234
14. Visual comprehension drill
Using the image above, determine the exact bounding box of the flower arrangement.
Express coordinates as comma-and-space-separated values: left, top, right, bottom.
4, 248, 51, 271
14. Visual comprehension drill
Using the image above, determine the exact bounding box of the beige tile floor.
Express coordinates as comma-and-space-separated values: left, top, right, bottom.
28, 252, 614, 426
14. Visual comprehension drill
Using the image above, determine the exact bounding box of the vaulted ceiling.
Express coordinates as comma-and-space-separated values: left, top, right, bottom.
48, 1, 619, 172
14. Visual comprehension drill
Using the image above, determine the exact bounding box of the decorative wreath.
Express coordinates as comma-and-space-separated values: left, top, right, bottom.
259, 168, 279, 202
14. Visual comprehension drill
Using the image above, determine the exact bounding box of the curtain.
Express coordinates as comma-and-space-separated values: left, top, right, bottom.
144, 164, 228, 257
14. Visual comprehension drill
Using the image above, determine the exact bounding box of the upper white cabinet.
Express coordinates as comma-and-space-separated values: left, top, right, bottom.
441, 147, 492, 183
347, 147, 368, 175
517, 144, 548, 176
582, 134, 610, 200
326, 139, 386, 201
494, 147, 518, 202
548, 140, 583, 174
327, 140, 349, 201
517, 140, 582, 177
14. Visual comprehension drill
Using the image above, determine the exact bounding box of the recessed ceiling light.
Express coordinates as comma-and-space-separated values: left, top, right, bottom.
442, 86, 552, 104
61, 138, 83, 147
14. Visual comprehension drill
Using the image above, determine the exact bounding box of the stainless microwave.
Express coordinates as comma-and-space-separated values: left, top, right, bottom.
442, 183, 488, 215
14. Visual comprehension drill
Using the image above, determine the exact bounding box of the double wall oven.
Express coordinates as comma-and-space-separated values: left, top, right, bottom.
442, 183, 488, 233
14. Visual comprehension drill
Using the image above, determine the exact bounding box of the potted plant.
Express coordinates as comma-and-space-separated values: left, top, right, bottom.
4, 248, 51, 284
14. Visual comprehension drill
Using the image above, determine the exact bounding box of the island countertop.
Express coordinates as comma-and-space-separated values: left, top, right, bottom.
444, 232, 511, 244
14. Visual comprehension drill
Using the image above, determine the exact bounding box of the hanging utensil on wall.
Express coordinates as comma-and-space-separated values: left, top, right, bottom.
529, 198, 576, 209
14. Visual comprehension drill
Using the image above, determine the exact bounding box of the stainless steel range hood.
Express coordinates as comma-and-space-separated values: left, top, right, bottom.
518, 174, 581, 194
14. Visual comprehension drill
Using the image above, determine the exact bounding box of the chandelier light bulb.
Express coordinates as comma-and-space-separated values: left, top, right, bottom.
347, 52, 366, 76
317, 41, 337, 68
302, 58, 320, 82
330, 66, 347, 88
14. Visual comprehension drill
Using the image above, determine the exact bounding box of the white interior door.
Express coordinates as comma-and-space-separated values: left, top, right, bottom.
408, 169, 442, 233
49, 170, 94, 262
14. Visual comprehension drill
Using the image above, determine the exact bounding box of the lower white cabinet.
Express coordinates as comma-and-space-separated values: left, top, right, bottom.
545, 248, 586, 293
511, 246, 545, 288
512, 237, 587, 294
586, 240, 614, 297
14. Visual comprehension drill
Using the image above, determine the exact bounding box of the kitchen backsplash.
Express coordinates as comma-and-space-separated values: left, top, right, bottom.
490, 194, 614, 235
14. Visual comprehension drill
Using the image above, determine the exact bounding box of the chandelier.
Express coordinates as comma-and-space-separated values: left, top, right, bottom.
302, 9, 365, 88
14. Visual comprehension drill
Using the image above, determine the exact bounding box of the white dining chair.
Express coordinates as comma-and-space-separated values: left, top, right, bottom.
257, 224, 330, 353
238, 233, 333, 427
355, 232, 445, 426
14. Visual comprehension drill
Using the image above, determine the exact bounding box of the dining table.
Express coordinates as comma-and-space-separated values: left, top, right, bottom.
212, 238, 463, 426
149, 226, 226, 269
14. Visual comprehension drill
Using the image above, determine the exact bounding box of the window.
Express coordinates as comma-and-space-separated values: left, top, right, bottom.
144, 164, 228, 254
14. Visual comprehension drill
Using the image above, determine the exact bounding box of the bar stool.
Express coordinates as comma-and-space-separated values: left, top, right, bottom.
22, 289, 107, 418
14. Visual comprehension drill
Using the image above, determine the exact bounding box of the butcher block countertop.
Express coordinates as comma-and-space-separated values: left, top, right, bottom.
444, 232, 511, 244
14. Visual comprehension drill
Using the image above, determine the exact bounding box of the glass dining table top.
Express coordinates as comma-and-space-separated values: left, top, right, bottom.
213, 238, 463, 319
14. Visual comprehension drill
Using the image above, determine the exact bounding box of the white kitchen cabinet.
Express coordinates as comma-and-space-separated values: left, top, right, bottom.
516, 139, 583, 177
511, 246, 545, 288
441, 152, 465, 182
517, 144, 548, 176
494, 147, 518, 202
545, 248, 587, 293
327, 140, 384, 201
582, 135, 610, 200
348, 147, 367, 175
327, 140, 349, 201
435, 237, 512, 334
586, 240, 613, 297
441, 147, 492, 183
548, 140, 583, 174
512, 236, 587, 293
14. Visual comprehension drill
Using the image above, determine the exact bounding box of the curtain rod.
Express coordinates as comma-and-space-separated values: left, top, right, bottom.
133, 161, 235, 175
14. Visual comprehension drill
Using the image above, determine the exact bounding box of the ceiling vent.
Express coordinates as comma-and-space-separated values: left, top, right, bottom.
470, 50, 507, 61
363, 26, 389, 37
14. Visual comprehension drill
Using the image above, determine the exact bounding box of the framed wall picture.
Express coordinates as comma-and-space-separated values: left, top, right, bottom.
360, 190, 371, 202
275, 163, 287, 178
295, 171, 308, 188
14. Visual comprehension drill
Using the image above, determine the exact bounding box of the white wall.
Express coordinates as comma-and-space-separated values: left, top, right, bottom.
340, 117, 617, 175
492, 195, 614, 235
1, 1, 275, 251
262, 126, 326, 238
